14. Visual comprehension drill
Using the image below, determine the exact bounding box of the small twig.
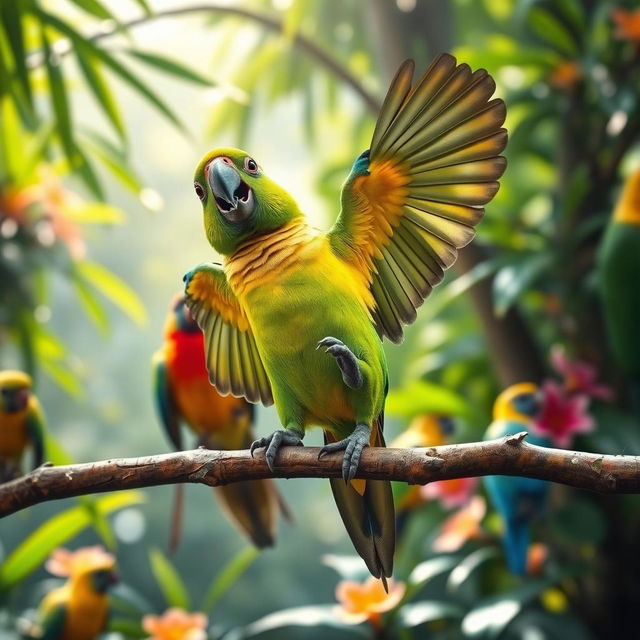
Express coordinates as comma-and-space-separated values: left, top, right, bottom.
1, 435, 639, 517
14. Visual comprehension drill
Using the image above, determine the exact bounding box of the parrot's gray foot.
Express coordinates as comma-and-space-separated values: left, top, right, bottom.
316, 337, 363, 389
250, 428, 304, 471
318, 423, 371, 482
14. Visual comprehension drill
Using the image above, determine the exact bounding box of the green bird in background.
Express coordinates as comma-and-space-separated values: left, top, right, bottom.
184, 54, 507, 584
598, 170, 640, 417
0, 370, 44, 482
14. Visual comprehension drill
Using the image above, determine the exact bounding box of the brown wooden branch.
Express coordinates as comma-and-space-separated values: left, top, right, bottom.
1, 433, 639, 518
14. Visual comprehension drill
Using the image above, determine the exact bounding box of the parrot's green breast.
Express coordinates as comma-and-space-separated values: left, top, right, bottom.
237, 231, 387, 434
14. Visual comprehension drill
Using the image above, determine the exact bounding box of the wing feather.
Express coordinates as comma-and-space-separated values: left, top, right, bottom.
184, 263, 273, 405
328, 53, 506, 341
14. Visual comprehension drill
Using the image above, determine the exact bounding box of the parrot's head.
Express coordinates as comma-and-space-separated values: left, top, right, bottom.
168, 294, 200, 334
193, 148, 302, 255
493, 382, 542, 423
0, 370, 32, 414
48, 546, 118, 594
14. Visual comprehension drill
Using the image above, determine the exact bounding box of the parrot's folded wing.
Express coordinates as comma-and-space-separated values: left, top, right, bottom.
184, 263, 274, 406
329, 54, 507, 343
151, 351, 183, 450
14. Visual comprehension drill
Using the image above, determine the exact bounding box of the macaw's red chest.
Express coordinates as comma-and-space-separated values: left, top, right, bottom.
165, 329, 252, 445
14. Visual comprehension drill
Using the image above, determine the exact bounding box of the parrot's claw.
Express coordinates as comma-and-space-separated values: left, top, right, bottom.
250, 428, 304, 471
318, 423, 371, 483
316, 337, 363, 389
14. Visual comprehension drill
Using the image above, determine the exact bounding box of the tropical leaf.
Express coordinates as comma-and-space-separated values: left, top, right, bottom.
227, 606, 369, 639
75, 260, 147, 326
126, 50, 214, 86
200, 546, 259, 613
386, 380, 472, 418
149, 548, 191, 610
399, 601, 464, 629
0, 491, 145, 589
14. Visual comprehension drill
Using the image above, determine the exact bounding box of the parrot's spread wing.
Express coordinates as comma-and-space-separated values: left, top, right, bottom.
184, 263, 273, 406
151, 351, 183, 450
329, 54, 507, 343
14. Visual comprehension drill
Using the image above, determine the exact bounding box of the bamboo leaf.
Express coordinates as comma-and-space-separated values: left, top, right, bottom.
80, 129, 143, 193
149, 548, 191, 610
74, 40, 126, 139
0, 491, 145, 589
40, 28, 76, 163
200, 546, 259, 613
76, 260, 147, 326
126, 49, 214, 87
35, 8, 186, 133
0, 1, 33, 114
72, 276, 110, 335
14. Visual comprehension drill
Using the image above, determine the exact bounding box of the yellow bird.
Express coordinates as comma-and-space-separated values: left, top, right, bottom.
0, 370, 44, 482
37, 547, 117, 640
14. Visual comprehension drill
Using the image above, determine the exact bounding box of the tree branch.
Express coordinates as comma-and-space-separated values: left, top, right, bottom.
2, 434, 639, 517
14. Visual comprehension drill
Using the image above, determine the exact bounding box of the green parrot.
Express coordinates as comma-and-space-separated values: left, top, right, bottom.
184, 53, 507, 583
598, 170, 640, 416
0, 370, 44, 482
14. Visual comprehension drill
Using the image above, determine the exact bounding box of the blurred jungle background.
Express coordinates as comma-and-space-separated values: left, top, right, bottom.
1, 0, 640, 638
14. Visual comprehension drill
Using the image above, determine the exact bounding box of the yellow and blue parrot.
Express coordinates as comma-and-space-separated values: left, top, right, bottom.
152, 295, 284, 548
598, 170, 640, 416
184, 54, 507, 583
483, 383, 550, 575
0, 370, 44, 482
37, 551, 117, 640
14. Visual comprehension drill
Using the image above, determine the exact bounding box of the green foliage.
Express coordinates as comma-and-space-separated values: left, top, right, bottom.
148, 548, 192, 610
0, 491, 145, 590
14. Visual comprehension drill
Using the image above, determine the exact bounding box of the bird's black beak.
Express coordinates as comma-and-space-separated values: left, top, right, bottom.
208, 158, 255, 223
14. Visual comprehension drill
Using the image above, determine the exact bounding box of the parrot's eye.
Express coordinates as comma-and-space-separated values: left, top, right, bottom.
244, 157, 259, 174
194, 182, 206, 201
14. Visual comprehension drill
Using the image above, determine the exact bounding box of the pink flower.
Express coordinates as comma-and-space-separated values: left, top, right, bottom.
420, 477, 478, 509
533, 380, 595, 447
432, 495, 486, 553
550, 345, 613, 401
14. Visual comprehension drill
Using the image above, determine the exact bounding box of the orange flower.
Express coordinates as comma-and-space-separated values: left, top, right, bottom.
335, 577, 405, 627
612, 7, 640, 42
46, 546, 116, 577
526, 543, 548, 576
432, 495, 486, 553
549, 61, 582, 90
142, 608, 208, 640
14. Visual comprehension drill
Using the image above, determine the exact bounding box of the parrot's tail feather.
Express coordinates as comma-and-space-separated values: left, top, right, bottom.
214, 479, 280, 549
325, 421, 395, 582
504, 518, 530, 576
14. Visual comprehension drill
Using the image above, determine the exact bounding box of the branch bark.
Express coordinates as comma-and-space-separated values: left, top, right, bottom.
2, 434, 639, 517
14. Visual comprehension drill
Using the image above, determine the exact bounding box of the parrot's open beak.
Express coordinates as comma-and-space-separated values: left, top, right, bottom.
208, 157, 255, 223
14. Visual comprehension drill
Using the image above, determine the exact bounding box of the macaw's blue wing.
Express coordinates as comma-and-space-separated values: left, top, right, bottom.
151, 350, 182, 451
